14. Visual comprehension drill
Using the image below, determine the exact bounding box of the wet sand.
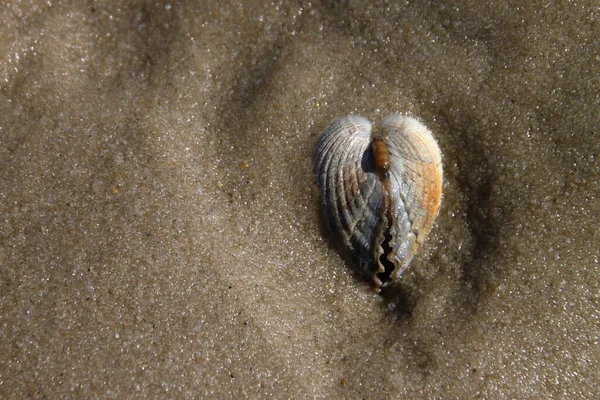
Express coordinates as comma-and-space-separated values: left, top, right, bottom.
1, 1, 599, 398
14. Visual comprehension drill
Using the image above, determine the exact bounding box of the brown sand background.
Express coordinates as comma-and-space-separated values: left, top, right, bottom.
1, 1, 599, 398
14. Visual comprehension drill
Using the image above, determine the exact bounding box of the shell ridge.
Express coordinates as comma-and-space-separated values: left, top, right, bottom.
336, 146, 381, 278
384, 118, 442, 246
342, 139, 368, 226
327, 152, 350, 241
338, 153, 373, 254
318, 123, 352, 184
336, 167, 354, 243
315, 117, 367, 185
337, 164, 368, 243
314, 122, 342, 180
384, 174, 419, 273
331, 133, 371, 246
322, 129, 356, 201
320, 127, 360, 243
349, 174, 382, 273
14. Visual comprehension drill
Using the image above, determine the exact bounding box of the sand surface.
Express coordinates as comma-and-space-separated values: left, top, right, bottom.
1, 1, 599, 398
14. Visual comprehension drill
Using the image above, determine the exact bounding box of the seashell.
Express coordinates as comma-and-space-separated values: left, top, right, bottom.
314, 115, 443, 292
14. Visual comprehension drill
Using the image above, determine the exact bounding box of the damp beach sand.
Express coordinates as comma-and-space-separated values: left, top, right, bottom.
1, 1, 599, 398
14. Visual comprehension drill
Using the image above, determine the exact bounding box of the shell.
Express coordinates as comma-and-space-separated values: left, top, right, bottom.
314, 115, 443, 292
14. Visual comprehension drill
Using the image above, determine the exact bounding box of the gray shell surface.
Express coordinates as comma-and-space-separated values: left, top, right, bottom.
314, 115, 443, 292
